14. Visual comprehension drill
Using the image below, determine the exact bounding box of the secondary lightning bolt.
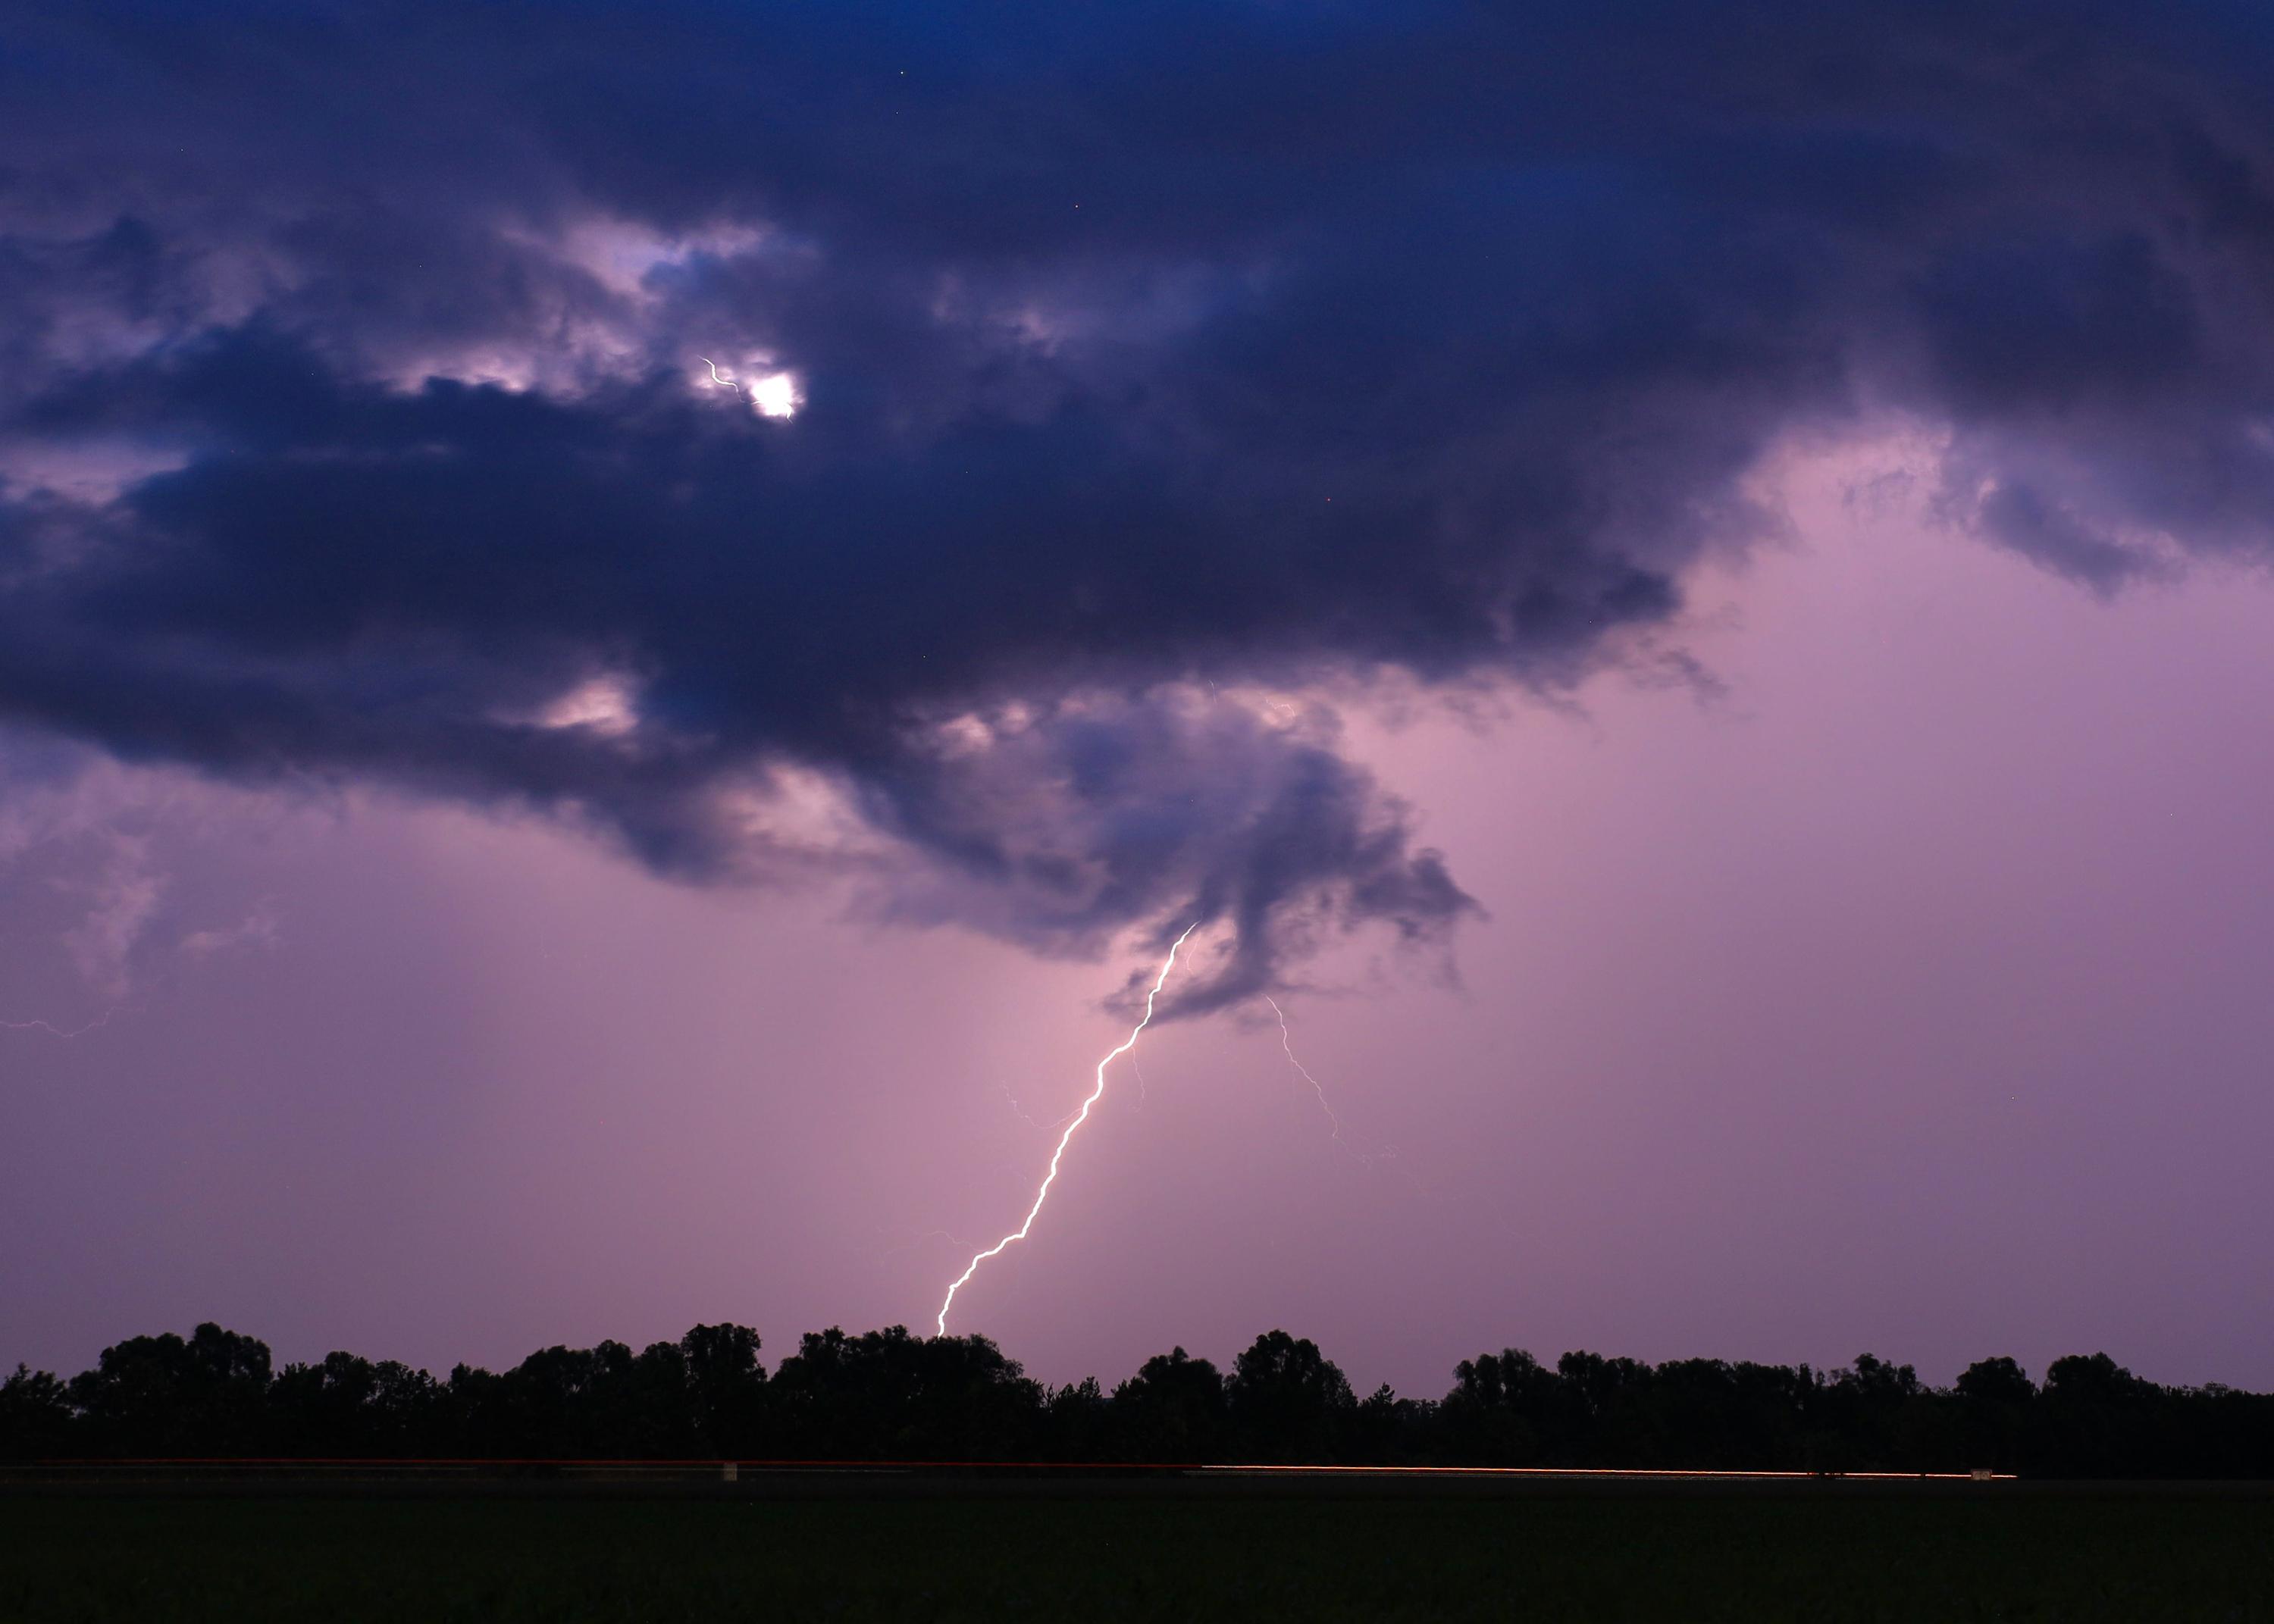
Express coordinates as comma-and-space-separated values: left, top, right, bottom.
998, 1080, 1078, 1134
1266, 995, 1345, 1144
699, 356, 741, 394
1267, 994, 1392, 1169
1, 1010, 114, 1039
935, 922, 1198, 1336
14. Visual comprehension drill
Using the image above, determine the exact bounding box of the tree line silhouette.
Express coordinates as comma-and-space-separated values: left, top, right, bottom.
5, 1324, 2271, 1475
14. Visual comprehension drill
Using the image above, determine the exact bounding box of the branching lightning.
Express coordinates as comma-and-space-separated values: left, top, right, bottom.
876, 1225, 982, 1262
935, 922, 1198, 1336
999, 1080, 1078, 1134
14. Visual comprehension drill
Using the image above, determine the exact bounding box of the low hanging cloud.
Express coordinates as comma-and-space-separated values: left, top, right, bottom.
854, 692, 1474, 1013
3, 1, 2273, 1000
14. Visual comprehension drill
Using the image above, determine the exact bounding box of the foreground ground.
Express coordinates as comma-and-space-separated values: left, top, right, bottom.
3, 1475, 2270, 1621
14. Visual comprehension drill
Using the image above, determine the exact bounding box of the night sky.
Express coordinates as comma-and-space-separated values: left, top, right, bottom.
4, 1, 2272, 1397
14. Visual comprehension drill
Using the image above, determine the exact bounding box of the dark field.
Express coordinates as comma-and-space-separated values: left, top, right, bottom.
4, 1478, 2271, 1622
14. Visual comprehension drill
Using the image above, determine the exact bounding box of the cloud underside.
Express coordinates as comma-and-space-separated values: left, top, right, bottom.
3, 0, 2272, 1003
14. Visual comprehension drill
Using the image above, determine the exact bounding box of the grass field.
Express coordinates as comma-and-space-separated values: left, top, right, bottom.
4, 1480, 2270, 1621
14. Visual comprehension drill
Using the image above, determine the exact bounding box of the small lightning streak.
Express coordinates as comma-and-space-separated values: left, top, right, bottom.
998, 1081, 1076, 1134
935, 922, 1198, 1336
875, 1225, 981, 1262
1266, 996, 1349, 1145
1266, 995, 1394, 1170
1, 1010, 113, 1039
699, 356, 741, 393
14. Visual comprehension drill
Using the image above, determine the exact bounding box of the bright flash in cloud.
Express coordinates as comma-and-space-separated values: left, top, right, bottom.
747, 371, 800, 418
537, 674, 641, 737
698, 357, 801, 418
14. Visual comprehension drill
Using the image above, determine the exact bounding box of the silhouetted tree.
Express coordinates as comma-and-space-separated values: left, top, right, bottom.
1820, 1353, 1935, 1471
1556, 1351, 1656, 1464
1349, 1382, 1432, 1465
503, 1341, 631, 1455
270, 1352, 443, 1457
769, 1327, 1045, 1460
1045, 1377, 1112, 1461
1956, 1356, 2034, 1474
616, 1341, 700, 1457
1640, 1359, 1811, 1471
1229, 1331, 1355, 1462
1110, 1346, 1230, 1462
0, 1366, 74, 1458
2038, 1352, 2158, 1476
11, 1319, 2274, 1475
680, 1323, 767, 1455
1442, 1348, 1558, 1465
67, 1323, 273, 1456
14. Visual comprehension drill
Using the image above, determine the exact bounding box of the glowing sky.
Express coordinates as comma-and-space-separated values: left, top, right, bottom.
4, 2, 2272, 1395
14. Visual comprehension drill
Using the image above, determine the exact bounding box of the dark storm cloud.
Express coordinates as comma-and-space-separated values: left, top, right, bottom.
3, 0, 2274, 998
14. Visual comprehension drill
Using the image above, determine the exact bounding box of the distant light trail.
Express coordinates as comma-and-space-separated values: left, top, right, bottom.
1200, 1463, 2017, 1482
935, 922, 1198, 1336
23, 1455, 2018, 1481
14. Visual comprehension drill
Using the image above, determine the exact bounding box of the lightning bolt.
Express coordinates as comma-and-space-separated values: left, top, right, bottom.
875, 1225, 982, 1262
1266, 995, 1346, 1144
699, 356, 741, 393
998, 1080, 1078, 1134
935, 922, 1198, 1336
1267, 994, 1392, 1169
2, 1010, 113, 1039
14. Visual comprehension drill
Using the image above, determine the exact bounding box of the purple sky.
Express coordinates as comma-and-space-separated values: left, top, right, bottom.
7, 436, 2270, 1397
